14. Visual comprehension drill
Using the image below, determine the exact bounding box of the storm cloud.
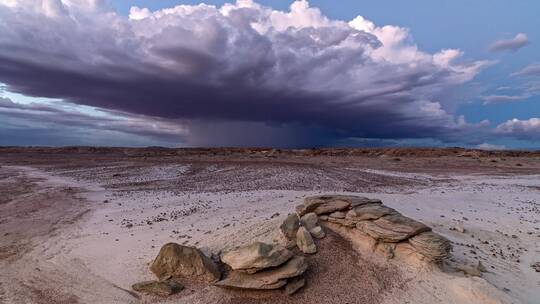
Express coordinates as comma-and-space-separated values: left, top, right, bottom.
0, 0, 491, 146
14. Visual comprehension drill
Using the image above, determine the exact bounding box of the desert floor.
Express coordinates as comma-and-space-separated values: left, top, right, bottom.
0, 148, 539, 304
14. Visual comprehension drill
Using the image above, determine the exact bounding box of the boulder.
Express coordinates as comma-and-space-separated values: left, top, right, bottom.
150, 243, 221, 283
221, 242, 293, 273
280, 214, 300, 239
132, 280, 183, 296
408, 232, 452, 262
309, 226, 326, 239
300, 213, 318, 230
285, 276, 305, 295
215, 256, 308, 290
357, 214, 431, 242
347, 204, 397, 221
296, 227, 317, 254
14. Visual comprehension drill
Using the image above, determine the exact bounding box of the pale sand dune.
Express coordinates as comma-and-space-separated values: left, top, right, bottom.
0, 152, 538, 304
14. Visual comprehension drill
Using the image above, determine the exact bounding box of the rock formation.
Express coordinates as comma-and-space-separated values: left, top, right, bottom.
301, 195, 452, 263
136, 194, 452, 298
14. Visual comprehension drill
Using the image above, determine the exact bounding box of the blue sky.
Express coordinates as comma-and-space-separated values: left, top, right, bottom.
0, 0, 539, 148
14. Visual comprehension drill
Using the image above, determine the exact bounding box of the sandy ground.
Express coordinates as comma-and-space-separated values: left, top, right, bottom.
0, 149, 539, 304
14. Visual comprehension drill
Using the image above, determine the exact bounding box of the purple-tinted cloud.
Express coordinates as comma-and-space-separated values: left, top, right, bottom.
511, 63, 540, 77
489, 33, 529, 53
0, 0, 491, 146
0, 97, 187, 145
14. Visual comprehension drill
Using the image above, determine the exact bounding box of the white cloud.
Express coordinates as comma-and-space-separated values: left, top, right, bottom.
476, 143, 507, 150
489, 33, 529, 52
495, 118, 540, 140
482, 94, 530, 104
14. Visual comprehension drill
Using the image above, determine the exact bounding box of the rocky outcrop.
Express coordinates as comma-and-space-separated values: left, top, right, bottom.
221, 242, 293, 274
132, 280, 183, 296
150, 243, 221, 282
216, 256, 308, 290
296, 226, 317, 254
311, 194, 451, 264
142, 194, 451, 299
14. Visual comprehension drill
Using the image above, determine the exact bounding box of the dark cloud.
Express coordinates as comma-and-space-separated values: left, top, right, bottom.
0, 0, 490, 146
0, 97, 187, 146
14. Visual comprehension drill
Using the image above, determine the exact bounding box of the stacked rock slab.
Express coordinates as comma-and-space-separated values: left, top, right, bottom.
302, 195, 451, 263
217, 242, 307, 292
221, 242, 293, 274
216, 255, 308, 290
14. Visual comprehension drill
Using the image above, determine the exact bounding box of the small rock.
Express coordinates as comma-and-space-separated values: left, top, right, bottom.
280, 214, 300, 240
454, 223, 466, 233
531, 262, 540, 272
285, 276, 305, 295
309, 226, 325, 239
300, 213, 318, 230
296, 227, 317, 254
477, 261, 487, 273
132, 280, 183, 296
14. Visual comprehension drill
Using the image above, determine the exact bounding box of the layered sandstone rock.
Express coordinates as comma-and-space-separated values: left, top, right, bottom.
217, 255, 307, 290
221, 242, 293, 274
307, 194, 451, 264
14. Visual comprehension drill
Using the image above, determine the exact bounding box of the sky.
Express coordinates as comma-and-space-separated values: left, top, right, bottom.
0, 0, 539, 149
